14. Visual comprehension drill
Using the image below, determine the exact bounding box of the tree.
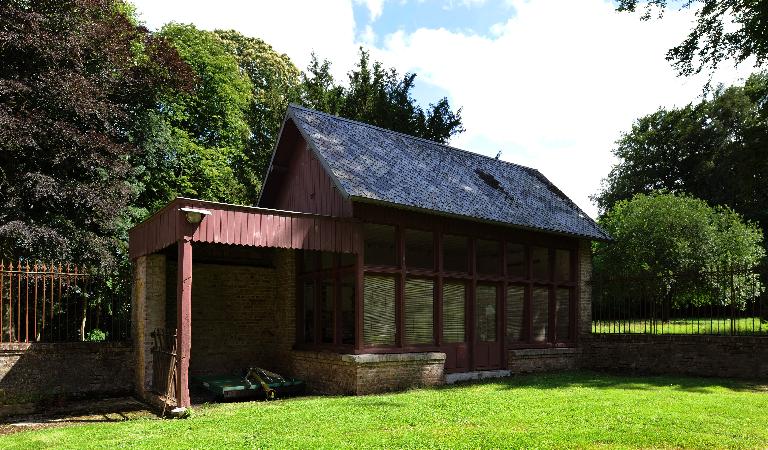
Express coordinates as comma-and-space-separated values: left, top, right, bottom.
594, 192, 764, 311
0, 0, 191, 267
215, 30, 302, 194
617, 0, 768, 76
595, 72, 768, 238
300, 49, 465, 144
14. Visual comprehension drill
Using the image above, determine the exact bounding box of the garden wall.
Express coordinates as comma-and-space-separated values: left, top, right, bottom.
582, 334, 768, 379
0, 342, 133, 416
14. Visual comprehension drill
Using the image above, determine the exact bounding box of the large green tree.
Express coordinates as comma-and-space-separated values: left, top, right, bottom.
618, 0, 768, 76
595, 72, 768, 238
0, 0, 190, 267
133, 23, 254, 213
301, 49, 464, 144
594, 192, 764, 310
134, 26, 304, 212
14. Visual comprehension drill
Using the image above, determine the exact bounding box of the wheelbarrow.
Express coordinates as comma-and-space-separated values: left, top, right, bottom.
193, 367, 305, 401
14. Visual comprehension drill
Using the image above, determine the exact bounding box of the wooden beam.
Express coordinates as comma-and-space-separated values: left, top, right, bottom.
176, 234, 193, 408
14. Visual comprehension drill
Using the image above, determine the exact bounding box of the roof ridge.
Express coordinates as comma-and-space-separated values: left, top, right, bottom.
287, 103, 536, 173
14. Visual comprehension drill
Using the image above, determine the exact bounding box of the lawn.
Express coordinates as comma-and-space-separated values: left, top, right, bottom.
3, 371, 768, 449
592, 317, 767, 335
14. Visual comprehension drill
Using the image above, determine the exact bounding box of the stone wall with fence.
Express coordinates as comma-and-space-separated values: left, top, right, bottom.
0, 341, 133, 416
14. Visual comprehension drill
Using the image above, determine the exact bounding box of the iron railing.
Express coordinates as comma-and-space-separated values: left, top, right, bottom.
0, 260, 131, 343
591, 268, 767, 335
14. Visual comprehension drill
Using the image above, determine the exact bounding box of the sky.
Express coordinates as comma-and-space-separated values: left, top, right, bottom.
130, 0, 755, 218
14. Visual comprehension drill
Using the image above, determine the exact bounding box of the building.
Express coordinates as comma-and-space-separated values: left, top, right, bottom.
129, 105, 610, 408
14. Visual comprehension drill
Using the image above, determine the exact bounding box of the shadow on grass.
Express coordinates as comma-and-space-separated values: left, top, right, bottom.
438, 370, 768, 395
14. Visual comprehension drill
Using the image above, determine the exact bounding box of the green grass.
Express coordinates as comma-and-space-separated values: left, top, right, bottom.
4, 371, 768, 449
593, 317, 767, 335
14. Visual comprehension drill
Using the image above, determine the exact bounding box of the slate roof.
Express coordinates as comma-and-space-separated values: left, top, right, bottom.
280, 104, 610, 241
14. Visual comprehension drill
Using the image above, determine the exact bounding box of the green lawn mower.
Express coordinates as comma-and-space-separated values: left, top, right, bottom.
193, 367, 305, 401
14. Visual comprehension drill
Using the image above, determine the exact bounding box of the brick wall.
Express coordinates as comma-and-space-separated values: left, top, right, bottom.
131, 254, 166, 396
0, 342, 133, 416
189, 263, 278, 376
291, 351, 445, 395
582, 334, 768, 379
508, 348, 581, 373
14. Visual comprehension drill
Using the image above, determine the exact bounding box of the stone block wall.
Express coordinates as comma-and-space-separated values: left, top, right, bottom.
0, 342, 133, 416
582, 334, 768, 379
291, 351, 446, 395
508, 347, 581, 373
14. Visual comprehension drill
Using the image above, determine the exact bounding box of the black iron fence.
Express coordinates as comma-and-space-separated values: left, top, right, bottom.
591, 268, 767, 335
0, 260, 131, 343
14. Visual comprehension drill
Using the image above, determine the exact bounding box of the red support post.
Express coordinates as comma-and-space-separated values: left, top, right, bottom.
176, 236, 193, 408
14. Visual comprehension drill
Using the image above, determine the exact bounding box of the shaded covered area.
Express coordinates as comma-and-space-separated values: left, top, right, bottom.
130, 198, 362, 408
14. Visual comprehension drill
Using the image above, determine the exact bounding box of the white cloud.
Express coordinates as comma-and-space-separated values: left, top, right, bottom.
129, 0, 756, 218
372, 0, 755, 217
130, 0, 359, 78
355, 0, 385, 21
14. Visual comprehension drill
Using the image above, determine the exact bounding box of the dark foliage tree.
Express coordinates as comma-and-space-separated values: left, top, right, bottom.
300, 49, 464, 144
617, 0, 768, 76
0, 0, 191, 267
595, 72, 768, 239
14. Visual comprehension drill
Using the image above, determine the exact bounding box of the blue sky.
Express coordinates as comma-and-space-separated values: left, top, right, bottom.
352, 0, 515, 41
132, 0, 754, 217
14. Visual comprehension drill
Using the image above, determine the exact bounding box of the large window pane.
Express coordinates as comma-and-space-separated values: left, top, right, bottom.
477, 240, 501, 275
556, 288, 571, 341
405, 229, 434, 269
363, 224, 397, 266
532, 287, 549, 341
506, 285, 525, 342
555, 249, 572, 282
320, 280, 334, 343
303, 281, 315, 343
476, 284, 497, 341
506, 244, 526, 278
363, 275, 396, 345
320, 252, 334, 270
443, 235, 468, 273
341, 276, 355, 345
532, 247, 550, 280
442, 282, 465, 343
404, 278, 434, 345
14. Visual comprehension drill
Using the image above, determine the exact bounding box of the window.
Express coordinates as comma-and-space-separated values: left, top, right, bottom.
303, 281, 315, 343
556, 288, 571, 341
442, 282, 465, 343
363, 275, 396, 345
506, 285, 525, 342
340, 253, 355, 268
443, 235, 468, 272
320, 280, 334, 343
405, 229, 434, 269
476, 240, 501, 275
404, 278, 434, 345
532, 287, 549, 341
476, 284, 497, 341
364, 224, 397, 266
532, 247, 550, 280
340, 276, 355, 345
506, 244, 526, 278
555, 249, 572, 282
299, 251, 354, 348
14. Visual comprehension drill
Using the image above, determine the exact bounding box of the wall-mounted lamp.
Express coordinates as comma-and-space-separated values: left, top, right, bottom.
180, 207, 212, 225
